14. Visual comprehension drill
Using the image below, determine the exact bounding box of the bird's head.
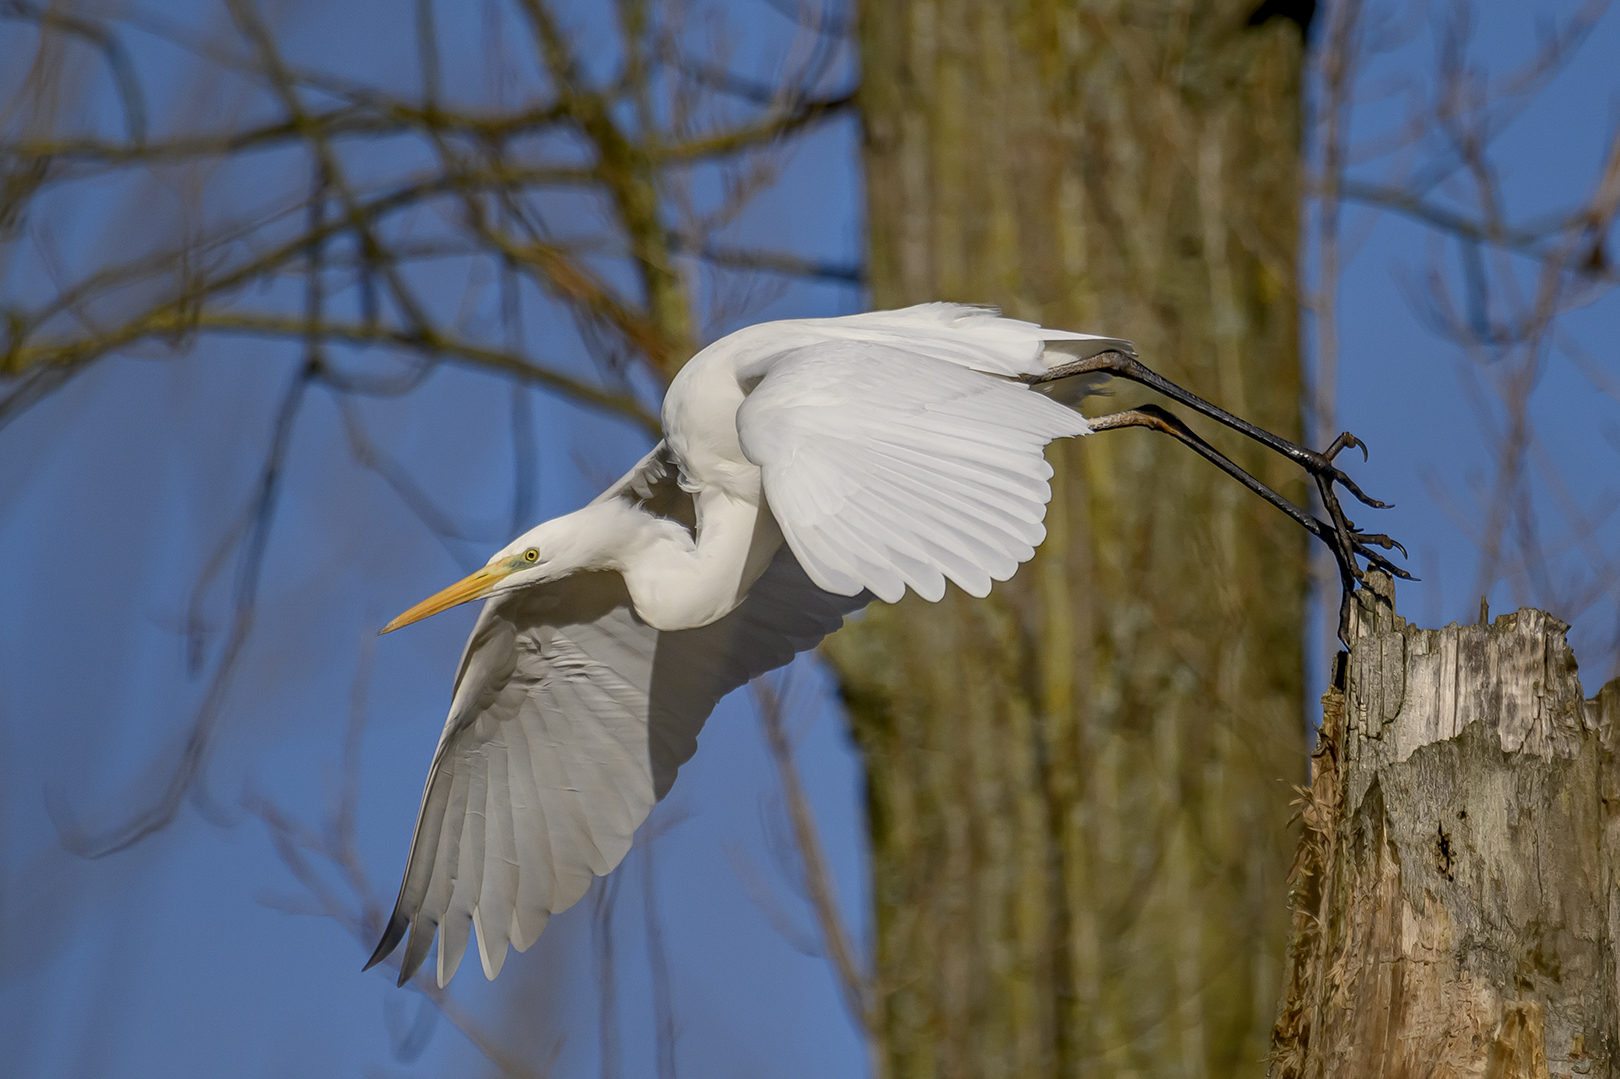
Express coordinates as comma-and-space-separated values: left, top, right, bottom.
379, 508, 624, 634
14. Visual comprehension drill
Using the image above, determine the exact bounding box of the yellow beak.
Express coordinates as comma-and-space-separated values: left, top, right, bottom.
380, 564, 510, 634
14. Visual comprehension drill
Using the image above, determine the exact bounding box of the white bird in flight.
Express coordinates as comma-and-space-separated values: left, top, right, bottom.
364, 303, 1404, 987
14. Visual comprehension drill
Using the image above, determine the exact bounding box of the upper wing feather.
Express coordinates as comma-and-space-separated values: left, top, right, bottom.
811, 302, 1134, 377
367, 546, 866, 987
735, 340, 1091, 603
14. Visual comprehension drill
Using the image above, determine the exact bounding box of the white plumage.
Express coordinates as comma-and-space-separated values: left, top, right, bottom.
738, 341, 1087, 601
367, 303, 1132, 986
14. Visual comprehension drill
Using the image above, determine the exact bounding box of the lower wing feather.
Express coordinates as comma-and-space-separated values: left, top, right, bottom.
367, 551, 866, 986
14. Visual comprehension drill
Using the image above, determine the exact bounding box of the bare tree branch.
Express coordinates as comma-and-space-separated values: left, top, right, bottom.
50, 363, 311, 857
750, 676, 874, 1049
3, 0, 148, 144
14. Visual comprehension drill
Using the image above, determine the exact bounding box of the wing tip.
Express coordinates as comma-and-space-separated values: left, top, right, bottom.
363, 911, 411, 981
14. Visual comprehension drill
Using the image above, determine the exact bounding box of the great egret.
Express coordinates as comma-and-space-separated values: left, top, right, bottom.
365, 302, 1404, 987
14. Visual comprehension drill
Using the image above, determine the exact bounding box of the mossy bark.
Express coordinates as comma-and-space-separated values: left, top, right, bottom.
832, 4, 1311, 1077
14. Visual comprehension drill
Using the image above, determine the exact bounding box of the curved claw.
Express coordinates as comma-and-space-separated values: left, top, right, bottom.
1323, 431, 1370, 463
1358, 546, 1418, 581
1317, 433, 1387, 508
1330, 470, 1391, 510
1352, 531, 1410, 559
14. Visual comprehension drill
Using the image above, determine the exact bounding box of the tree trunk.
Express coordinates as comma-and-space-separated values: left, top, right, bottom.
831, 4, 1311, 1077
1272, 573, 1620, 1079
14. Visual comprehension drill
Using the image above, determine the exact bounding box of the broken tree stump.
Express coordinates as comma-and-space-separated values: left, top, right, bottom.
1271, 572, 1620, 1079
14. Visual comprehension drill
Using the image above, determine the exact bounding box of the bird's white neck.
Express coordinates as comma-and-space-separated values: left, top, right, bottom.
563, 490, 780, 632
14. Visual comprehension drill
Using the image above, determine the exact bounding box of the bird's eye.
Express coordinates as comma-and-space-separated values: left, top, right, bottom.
523, 548, 540, 563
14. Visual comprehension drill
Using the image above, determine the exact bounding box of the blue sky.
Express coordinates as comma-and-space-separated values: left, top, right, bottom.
2, 2, 1617, 1077
1327, 1, 1620, 677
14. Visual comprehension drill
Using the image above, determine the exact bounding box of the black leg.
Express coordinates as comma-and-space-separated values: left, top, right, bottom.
1032, 350, 1393, 511
1083, 404, 1412, 644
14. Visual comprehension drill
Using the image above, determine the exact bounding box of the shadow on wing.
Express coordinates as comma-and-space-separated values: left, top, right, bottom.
644, 545, 872, 797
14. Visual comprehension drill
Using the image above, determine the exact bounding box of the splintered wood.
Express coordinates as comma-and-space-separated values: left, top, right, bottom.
1271, 572, 1620, 1079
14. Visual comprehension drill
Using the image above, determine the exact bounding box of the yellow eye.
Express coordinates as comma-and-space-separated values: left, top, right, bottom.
523, 548, 540, 563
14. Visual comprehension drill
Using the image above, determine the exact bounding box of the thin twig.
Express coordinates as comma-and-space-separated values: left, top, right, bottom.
50, 365, 311, 857
750, 677, 875, 1046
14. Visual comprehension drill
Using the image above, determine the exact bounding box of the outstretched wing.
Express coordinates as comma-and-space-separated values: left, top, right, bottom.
735, 337, 1091, 604
366, 546, 866, 987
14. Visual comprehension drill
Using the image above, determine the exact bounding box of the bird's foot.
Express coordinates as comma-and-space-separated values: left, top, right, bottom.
1045, 350, 1416, 646
1296, 430, 1414, 644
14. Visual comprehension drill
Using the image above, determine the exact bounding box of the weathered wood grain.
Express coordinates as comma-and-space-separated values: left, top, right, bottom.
1272, 573, 1620, 1079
